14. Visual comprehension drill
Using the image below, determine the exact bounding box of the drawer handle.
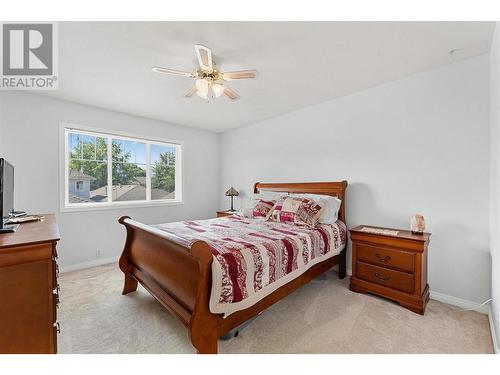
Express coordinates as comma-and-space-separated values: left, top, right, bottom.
374, 272, 390, 282
53, 290, 60, 306
375, 253, 391, 262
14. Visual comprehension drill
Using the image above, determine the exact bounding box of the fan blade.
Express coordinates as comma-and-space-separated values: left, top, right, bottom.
152, 66, 194, 78
194, 45, 213, 71
222, 70, 258, 80
184, 85, 197, 97
223, 87, 240, 101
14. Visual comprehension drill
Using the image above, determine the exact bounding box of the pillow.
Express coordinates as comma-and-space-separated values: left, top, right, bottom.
239, 198, 276, 219
253, 191, 285, 201
251, 199, 275, 219
268, 196, 325, 227
238, 191, 284, 217
290, 193, 342, 224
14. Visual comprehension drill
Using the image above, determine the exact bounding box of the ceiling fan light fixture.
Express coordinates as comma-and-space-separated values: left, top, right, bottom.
153, 44, 257, 102
195, 78, 209, 99
196, 88, 208, 99
212, 82, 225, 98
195, 78, 208, 92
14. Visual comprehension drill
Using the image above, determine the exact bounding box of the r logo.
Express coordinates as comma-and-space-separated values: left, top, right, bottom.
2, 24, 53, 75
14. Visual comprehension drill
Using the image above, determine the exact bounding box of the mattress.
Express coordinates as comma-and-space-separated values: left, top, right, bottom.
154, 216, 347, 317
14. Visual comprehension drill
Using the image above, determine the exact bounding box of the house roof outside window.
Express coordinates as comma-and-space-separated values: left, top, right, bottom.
69, 170, 96, 181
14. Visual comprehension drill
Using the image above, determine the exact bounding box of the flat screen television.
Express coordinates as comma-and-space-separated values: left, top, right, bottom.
0, 158, 15, 230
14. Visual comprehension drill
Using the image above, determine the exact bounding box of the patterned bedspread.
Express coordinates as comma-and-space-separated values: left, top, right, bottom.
154, 216, 347, 317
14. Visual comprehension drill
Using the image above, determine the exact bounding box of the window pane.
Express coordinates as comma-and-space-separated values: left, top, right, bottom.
111, 162, 146, 201
68, 133, 107, 161
112, 139, 146, 164
151, 144, 176, 200
68, 132, 108, 204
111, 139, 147, 202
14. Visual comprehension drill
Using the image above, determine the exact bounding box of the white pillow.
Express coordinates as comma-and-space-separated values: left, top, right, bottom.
253, 191, 286, 201
289, 193, 342, 224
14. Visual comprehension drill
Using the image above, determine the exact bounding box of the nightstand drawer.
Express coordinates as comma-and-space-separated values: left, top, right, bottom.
356, 262, 415, 294
356, 243, 415, 272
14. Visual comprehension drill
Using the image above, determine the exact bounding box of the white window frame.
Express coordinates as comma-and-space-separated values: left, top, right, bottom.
59, 122, 183, 212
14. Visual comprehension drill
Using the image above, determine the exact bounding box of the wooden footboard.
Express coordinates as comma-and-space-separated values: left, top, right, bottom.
118, 216, 219, 353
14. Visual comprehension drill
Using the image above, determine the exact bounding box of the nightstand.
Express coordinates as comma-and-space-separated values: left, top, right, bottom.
349, 225, 431, 314
216, 211, 235, 218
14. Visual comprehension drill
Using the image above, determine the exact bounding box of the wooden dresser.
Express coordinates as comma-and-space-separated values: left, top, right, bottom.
349, 225, 431, 314
0, 215, 60, 353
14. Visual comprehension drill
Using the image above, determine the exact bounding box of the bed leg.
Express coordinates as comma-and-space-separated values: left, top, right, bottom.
122, 274, 138, 295
190, 314, 218, 354
338, 249, 347, 279
193, 333, 218, 354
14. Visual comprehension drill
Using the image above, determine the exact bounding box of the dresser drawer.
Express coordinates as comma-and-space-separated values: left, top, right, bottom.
356, 262, 415, 293
356, 243, 414, 272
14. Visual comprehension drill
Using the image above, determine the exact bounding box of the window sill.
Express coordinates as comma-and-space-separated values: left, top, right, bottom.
60, 199, 184, 213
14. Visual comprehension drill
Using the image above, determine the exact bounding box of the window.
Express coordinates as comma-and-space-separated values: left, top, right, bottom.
62, 126, 182, 210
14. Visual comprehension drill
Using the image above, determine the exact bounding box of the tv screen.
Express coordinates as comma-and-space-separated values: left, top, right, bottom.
0, 158, 14, 221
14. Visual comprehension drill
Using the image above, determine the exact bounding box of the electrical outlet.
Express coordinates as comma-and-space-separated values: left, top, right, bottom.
96, 249, 101, 258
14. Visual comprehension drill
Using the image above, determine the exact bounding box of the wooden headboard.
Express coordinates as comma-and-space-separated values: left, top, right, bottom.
254, 181, 348, 224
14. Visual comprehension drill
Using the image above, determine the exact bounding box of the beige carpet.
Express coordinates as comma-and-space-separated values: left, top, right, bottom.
58, 263, 494, 354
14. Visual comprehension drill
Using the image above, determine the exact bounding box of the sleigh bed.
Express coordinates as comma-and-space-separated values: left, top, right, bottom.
118, 181, 348, 354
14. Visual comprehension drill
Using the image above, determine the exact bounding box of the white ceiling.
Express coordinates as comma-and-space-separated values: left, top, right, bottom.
40, 22, 494, 132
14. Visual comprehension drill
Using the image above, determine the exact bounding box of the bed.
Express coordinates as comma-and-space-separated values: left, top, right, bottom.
118, 181, 348, 353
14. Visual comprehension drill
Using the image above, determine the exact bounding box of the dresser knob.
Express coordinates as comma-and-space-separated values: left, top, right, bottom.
374, 272, 390, 282
375, 253, 391, 262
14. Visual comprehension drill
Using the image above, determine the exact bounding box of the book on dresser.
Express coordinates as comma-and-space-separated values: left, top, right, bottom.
0, 214, 60, 354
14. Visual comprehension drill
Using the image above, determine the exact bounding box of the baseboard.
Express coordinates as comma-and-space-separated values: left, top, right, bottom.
429, 290, 490, 314
488, 306, 499, 354
59, 256, 119, 274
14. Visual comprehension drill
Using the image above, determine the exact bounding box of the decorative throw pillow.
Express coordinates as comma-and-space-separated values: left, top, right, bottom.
252, 199, 275, 219
239, 199, 276, 219
290, 193, 342, 224
269, 196, 325, 227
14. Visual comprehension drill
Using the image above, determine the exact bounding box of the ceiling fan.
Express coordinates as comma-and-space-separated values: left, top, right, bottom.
152, 45, 258, 102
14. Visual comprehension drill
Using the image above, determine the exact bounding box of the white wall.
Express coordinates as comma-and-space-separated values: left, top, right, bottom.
0, 92, 220, 269
0, 54, 492, 313
489, 23, 500, 349
220, 55, 490, 304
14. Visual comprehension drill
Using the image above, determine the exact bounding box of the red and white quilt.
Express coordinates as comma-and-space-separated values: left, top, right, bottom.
154, 216, 346, 317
